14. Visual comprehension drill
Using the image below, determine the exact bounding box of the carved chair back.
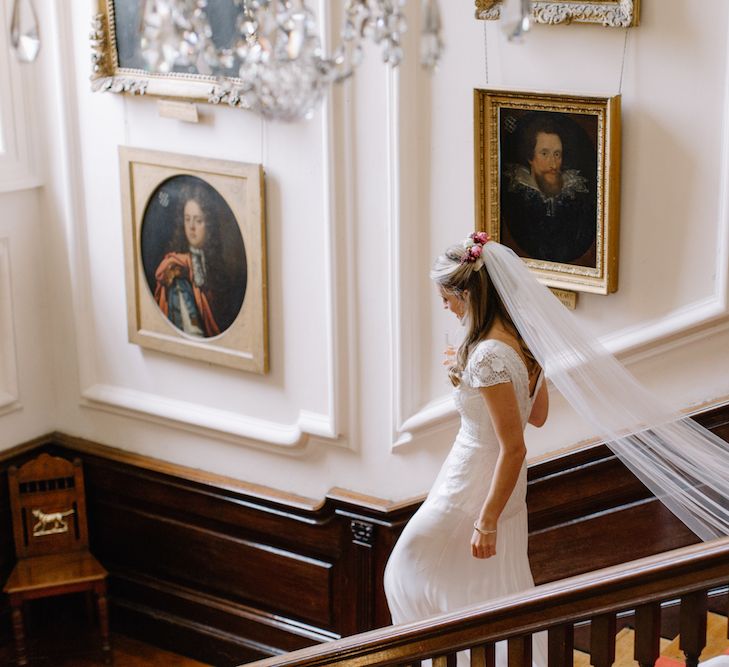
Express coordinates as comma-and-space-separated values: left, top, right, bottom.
8, 453, 90, 558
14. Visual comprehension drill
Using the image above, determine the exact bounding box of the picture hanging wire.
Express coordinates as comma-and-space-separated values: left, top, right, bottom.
618, 28, 630, 93
483, 21, 490, 85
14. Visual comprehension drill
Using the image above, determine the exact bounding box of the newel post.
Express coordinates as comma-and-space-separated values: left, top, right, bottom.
350, 518, 376, 633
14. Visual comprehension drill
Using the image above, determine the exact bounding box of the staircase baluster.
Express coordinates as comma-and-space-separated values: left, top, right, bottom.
590, 613, 617, 667
507, 635, 532, 666
548, 624, 574, 667
433, 653, 457, 667
470, 643, 496, 667
680, 590, 708, 667
634, 602, 661, 667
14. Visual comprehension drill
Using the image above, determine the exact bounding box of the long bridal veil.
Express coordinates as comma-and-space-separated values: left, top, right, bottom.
484, 241, 729, 541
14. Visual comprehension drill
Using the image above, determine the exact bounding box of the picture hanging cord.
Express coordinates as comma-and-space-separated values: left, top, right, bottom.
618, 28, 630, 94
260, 115, 266, 170
483, 21, 490, 85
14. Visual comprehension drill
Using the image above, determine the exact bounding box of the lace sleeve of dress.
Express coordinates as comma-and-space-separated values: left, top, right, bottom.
466, 342, 513, 389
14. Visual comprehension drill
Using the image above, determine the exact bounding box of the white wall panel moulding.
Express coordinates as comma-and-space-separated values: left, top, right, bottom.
0, 238, 20, 415
0, 0, 40, 191
81, 384, 345, 453
393, 395, 455, 448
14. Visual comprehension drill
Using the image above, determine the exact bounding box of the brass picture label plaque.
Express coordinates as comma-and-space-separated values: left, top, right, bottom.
550, 287, 578, 310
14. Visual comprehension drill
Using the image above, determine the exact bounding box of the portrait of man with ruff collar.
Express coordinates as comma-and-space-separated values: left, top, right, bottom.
500, 110, 598, 268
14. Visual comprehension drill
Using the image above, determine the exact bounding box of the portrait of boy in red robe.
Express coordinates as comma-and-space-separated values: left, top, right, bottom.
140, 176, 247, 339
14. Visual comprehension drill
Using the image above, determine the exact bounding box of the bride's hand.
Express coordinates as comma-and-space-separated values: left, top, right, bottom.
471, 529, 496, 559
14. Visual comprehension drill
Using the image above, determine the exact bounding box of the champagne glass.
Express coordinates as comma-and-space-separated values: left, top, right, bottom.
443, 332, 456, 366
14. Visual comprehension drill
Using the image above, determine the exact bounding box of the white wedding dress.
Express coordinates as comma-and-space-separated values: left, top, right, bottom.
384, 338, 547, 666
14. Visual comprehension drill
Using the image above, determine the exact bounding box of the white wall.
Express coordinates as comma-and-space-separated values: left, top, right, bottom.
2, 0, 728, 502
0, 189, 55, 447
0, 0, 54, 447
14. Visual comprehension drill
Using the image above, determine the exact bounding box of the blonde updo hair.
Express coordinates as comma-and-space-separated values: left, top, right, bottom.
431, 243, 538, 387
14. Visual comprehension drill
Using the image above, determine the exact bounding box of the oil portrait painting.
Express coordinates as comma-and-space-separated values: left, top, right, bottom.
499, 109, 598, 268
474, 89, 621, 295
141, 175, 247, 339
120, 148, 268, 373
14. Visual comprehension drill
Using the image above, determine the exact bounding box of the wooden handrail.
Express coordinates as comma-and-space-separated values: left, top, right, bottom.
244, 536, 729, 667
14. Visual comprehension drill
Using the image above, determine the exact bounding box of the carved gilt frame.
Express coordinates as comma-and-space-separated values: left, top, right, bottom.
474, 88, 621, 295
90, 1, 245, 106
476, 0, 640, 27
119, 147, 268, 373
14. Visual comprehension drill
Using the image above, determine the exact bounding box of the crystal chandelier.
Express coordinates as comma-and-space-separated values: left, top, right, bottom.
139, 0, 445, 122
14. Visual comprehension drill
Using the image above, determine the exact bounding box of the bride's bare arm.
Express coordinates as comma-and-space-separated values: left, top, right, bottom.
471, 382, 527, 559
528, 381, 549, 427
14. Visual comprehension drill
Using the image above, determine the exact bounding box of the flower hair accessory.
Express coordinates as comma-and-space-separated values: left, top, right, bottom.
460, 231, 491, 269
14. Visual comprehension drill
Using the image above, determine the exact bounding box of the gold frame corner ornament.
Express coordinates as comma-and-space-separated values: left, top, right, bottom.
90, 9, 148, 95
474, 88, 621, 296
476, 0, 640, 27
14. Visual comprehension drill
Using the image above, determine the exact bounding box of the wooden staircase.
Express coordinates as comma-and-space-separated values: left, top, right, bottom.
243, 537, 729, 667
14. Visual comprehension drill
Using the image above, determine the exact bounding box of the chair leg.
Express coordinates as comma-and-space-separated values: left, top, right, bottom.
85, 590, 96, 623
10, 600, 28, 667
95, 585, 112, 664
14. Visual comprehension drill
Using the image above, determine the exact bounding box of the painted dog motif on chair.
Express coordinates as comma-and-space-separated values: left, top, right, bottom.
31, 508, 75, 537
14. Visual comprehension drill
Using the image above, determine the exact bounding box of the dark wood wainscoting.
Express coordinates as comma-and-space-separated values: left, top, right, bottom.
528, 403, 729, 584
0, 435, 416, 666
0, 402, 726, 666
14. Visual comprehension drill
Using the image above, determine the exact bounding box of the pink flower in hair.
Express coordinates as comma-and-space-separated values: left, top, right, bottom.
470, 245, 483, 258
471, 231, 491, 245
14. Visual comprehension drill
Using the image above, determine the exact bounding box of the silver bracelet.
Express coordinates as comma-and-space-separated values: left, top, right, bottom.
473, 522, 497, 536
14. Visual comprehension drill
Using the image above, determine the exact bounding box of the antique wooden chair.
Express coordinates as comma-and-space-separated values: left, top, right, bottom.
2, 453, 111, 665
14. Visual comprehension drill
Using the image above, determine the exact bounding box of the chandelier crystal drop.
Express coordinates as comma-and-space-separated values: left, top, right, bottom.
420, 0, 443, 69
10, 0, 41, 63
500, 0, 533, 41
140, 0, 445, 122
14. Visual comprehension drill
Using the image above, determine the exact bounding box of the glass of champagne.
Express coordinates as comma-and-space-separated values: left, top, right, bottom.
444, 332, 456, 366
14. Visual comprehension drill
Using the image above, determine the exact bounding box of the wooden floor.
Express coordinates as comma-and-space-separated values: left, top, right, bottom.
0, 632, 212, 666
0, 595, 212, 666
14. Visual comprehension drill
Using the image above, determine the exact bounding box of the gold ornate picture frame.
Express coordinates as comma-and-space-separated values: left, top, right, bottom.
474, 88, 621, 294
119, 147, 268, 373
476, 0, 640, 27
91, 0, 245, 105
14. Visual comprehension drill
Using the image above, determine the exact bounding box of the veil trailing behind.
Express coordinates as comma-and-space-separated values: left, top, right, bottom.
481, 241, 729, 541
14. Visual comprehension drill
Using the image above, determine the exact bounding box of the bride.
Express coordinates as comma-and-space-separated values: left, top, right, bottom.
384, 231, 729, 666
384, 232, 548, 665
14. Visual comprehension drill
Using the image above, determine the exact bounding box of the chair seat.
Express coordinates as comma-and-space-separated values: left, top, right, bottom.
3, 550, 107, 595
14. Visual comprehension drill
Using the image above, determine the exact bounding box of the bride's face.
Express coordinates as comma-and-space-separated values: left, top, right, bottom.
440, 287, 467, 320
